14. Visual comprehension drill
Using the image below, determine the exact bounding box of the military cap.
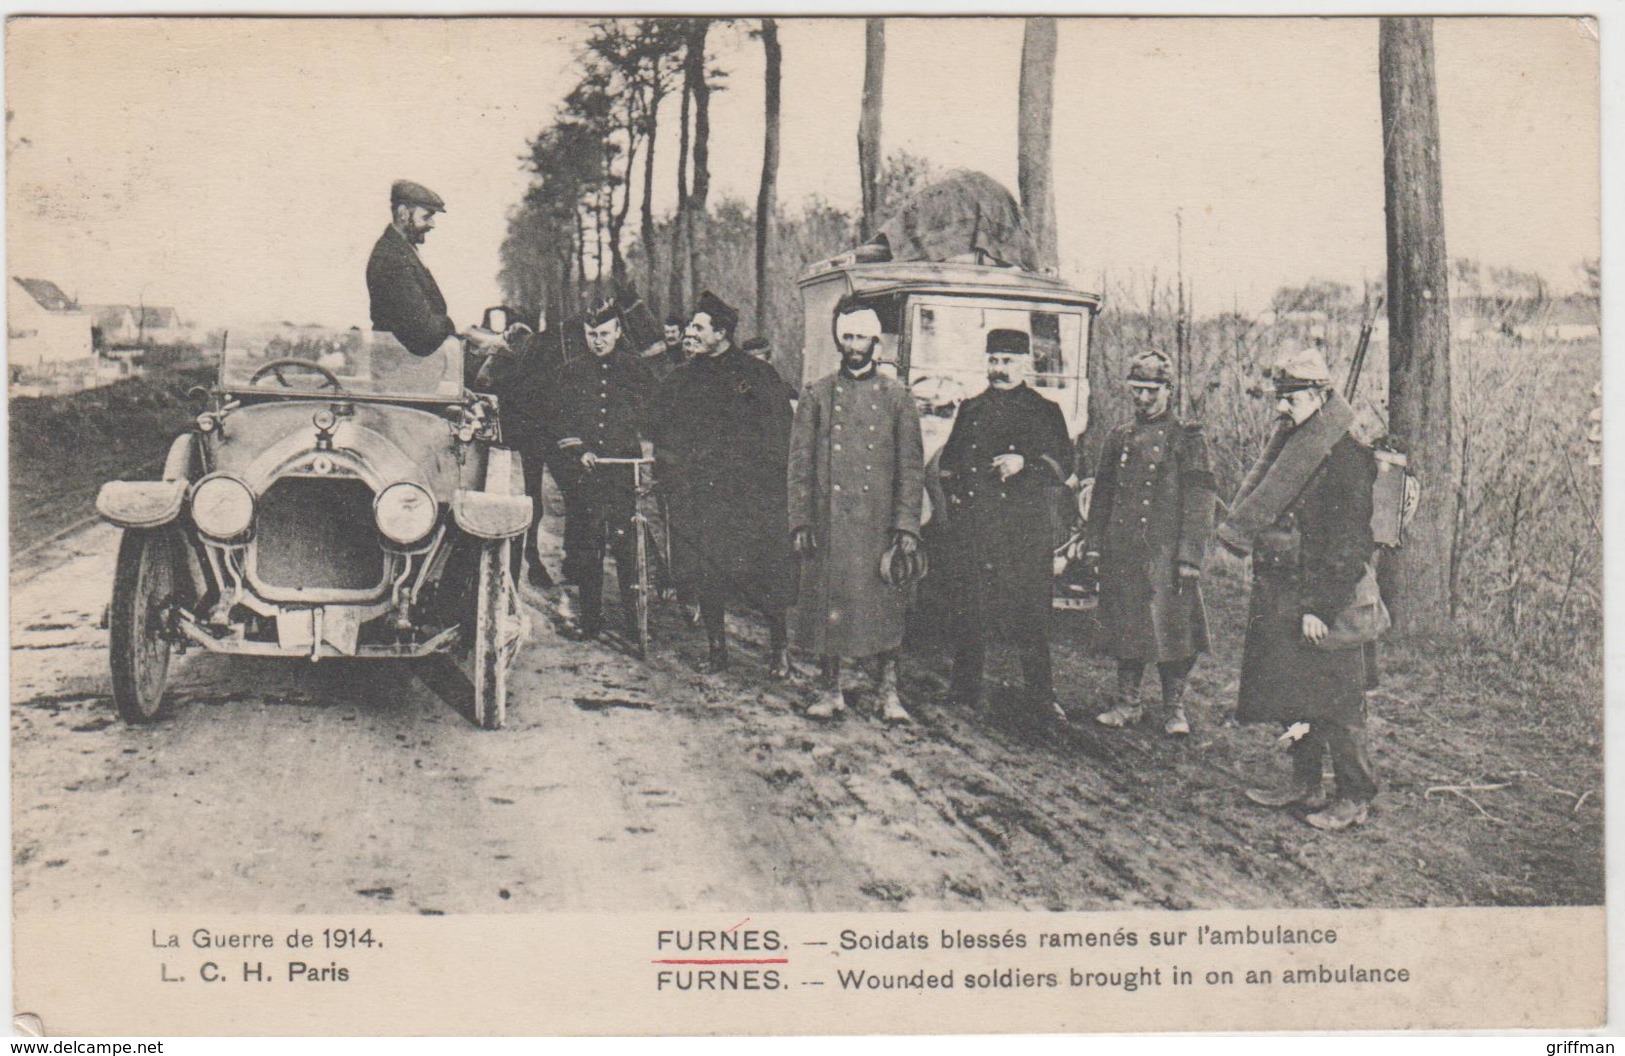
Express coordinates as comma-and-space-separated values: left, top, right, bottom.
390, 179, 446, 213
741, 336, 771, 355
985, 328, 1032, 356
694, 290, 739, 337
585, 296, 622, 328
1127, 350, 1174, 387
1270, 346, 1332, 393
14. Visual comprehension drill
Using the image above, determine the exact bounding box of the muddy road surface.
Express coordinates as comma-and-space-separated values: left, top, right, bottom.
12, 522, 1602, 916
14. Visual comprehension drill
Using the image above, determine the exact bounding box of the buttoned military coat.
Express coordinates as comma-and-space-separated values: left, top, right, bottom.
552, 343, 657, 583
1236, 433, 1377, 725
365, 225, 456, 357
652, 346, 798, 613
937, 384, 1072, 637
788, 370, 925, 658
1085, 414, 1215, 662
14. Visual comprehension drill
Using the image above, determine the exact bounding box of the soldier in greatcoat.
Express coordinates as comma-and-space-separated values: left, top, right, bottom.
552, 298, 658, 639
1218, 347, 1379, 831
652, 292, 798, 676
1086, 351, 1215, 736
789, 299, 925, 723
938, 329, 1073, 724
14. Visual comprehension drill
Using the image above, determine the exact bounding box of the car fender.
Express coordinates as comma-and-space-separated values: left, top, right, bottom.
97, 479, 189, 529
162, 433, 200, 482
452, 447, 530, 538
452, 490, 532, 539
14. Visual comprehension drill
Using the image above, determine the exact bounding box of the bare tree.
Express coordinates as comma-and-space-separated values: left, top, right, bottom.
1018, 17, 1058, 270
668, 26, 694, 314
684, 18, 713, 305
1380, 17, 1455, 630
859, 19, 886, 235
755, 18, 782, 335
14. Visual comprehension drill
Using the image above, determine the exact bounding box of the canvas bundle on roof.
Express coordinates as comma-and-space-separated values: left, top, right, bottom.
868, 170, 1040, 272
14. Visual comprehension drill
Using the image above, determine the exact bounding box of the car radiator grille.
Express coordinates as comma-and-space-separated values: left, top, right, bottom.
255, 478, 385, 591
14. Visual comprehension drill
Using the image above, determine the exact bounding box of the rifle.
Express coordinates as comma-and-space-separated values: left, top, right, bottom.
1343, 317, 1374, 401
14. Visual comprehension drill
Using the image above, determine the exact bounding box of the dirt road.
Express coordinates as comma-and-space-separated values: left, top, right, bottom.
11, 521, 1603, 916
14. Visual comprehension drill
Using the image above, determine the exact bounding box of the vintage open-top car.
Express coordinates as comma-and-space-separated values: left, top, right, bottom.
96, 324, 532, 728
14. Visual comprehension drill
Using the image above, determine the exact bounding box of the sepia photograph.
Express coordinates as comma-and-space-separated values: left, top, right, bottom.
6, 11, 1606, 1035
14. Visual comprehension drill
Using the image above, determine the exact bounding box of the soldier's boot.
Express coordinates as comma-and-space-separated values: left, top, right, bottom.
1161, 670, 1191, 737
1095, 700, 1143, 728
1305, 798, 1371, 831
1244, 778, 1327, 810
574, 582, 604, 640
875, 658, 912, 725
1096, 662, 1144, 728
766, 617, 792, 680
805, 684, 847, 721
697, 627, 730, 674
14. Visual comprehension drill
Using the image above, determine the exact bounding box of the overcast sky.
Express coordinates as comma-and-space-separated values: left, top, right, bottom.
6, 16, 1599, 328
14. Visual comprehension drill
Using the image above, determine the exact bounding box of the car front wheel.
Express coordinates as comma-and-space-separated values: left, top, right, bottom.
109, 529, 176, 722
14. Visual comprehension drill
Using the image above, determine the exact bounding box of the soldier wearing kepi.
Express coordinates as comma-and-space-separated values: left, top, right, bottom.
1087, 351, 1215, 736
790, 298, 926, 723
553, 298, 658, 640
652, 291, 798, 676
938, 329, 1073, 725
1220, 347, 1379, 832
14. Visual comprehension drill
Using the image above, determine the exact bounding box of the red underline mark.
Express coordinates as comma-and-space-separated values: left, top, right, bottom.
651, 958, 790, 966
725, 916, 750, 933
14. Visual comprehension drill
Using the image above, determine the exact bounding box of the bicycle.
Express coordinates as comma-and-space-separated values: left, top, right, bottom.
590, 456, 656, 659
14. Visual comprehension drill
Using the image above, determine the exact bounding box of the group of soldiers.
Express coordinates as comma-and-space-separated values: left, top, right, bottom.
368, 179, 1381, 832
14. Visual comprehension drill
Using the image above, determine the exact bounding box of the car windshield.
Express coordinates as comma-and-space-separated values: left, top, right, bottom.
218, 326, 462, 399
907, 297, 1088, 436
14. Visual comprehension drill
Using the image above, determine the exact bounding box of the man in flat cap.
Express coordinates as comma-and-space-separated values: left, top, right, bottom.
1220, 347, 1379, 831
366, 179, 505, 363
790, 296, 925, 723
1086, 350, 1215, 736
552, 298, 659, 639
653, 291, 797, 676
937, 328, 1073, 725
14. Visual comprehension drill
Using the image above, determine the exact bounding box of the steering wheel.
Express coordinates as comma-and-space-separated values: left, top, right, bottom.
248, 357, 345, 391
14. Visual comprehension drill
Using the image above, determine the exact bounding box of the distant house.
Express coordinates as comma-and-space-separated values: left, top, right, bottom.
138, 305, 184, 344
9, 276, 92, 367
85, 304, 140, 347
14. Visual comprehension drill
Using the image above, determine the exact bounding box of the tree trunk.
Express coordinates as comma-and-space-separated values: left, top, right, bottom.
1017, 17, 1058, 271
859, 18, 886, 235
686, 18, 712, 298
756, 18, 782, 336
1380, 17, 1455, 631
640, 86, 662, 295
668, 52, 693, 316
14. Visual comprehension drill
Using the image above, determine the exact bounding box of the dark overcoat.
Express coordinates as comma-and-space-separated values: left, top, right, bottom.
1236, 433, 1377, 725
1085, 415, 1215, 662
365, 225, 455, 356
937, 384, 1071, 637
475, 330, 564, 457
787, 370, 925, 657
653, 346, 798, 612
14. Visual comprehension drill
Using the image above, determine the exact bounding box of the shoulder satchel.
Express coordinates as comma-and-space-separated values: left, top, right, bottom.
1313, 558, 1391, 651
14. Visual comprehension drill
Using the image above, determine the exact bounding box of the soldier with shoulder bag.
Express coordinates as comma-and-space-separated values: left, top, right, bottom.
1217, 347, 1384, 832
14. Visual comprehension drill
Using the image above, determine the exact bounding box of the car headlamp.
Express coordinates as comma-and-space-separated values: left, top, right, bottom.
190, 475, 255, 538
375, 482, 438, 546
